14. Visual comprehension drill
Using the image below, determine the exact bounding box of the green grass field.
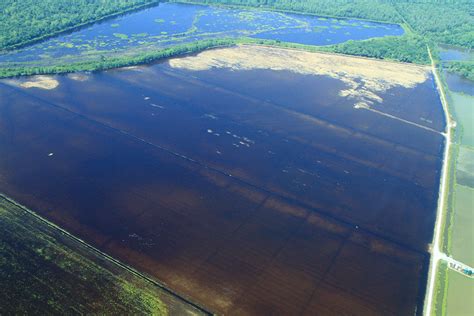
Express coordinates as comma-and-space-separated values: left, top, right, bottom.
456, 146, 474, 188
450, 184, 474, 267
446, 269, 474, 316
451, 93, 474, 147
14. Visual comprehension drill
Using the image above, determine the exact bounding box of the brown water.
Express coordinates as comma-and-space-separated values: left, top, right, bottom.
0, 48, 445, 315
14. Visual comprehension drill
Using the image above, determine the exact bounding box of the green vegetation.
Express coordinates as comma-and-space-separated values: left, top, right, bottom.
1, 0, 473, 78
434, 68, 474, 315
3, 34, 433, 78
392, 1, 474, 49
0, 0, 161, 50
450, 184, 474, 266
445, 268, 474, 316
330, 35, 431, 64
444, 90, 474, 266
113, 33, 129, 40
178, 0, 474, 75
450, 93, 474, 147
240, 36, 431, 63
447, 62, 474, 81
442, 141, 459, 256
457, 147, 474, 187
433, 261, 449, 316
0, 196, 168, 315
0, 38, 239, 78
180, 0, 474, 52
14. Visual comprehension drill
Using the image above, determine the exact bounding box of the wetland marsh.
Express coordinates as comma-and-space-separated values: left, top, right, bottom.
0, 2, 403, 70
0, 45, 445, 314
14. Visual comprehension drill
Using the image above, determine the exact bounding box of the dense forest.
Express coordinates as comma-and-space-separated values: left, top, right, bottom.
0, 0, 161, 50
331, 35, 431, 64
393, 1, 474, 49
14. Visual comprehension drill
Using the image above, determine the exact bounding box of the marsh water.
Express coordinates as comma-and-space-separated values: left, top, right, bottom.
0, 2, 403, 65
439, 45, 473, 63
0, 46, 445, 314
439, 45, 474, 95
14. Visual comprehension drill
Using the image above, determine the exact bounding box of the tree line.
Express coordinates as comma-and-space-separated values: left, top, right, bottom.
0, 0, 162, 50
178, 0, 473, 78
179, 0, 473, 49
446, 62, 474, 82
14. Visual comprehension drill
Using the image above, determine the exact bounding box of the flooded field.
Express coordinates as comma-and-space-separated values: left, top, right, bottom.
0, 196, 205, 315
434, 45, 474, 316
0, 2, 402, 66
0, 46, 444, 314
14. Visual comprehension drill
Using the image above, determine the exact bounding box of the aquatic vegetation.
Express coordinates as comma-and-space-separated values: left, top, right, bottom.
0, 0, 162, 50
0, 38, 239, 78
59, 42, 74, 48
113, 33, 129, 39
0, 3, 405, 78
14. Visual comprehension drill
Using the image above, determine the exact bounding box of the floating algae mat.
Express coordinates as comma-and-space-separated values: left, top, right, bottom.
0, 46, 445, 315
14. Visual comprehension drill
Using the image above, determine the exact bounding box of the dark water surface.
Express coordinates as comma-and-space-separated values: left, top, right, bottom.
443, 71, 474, 95
0, 56, 444, 314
